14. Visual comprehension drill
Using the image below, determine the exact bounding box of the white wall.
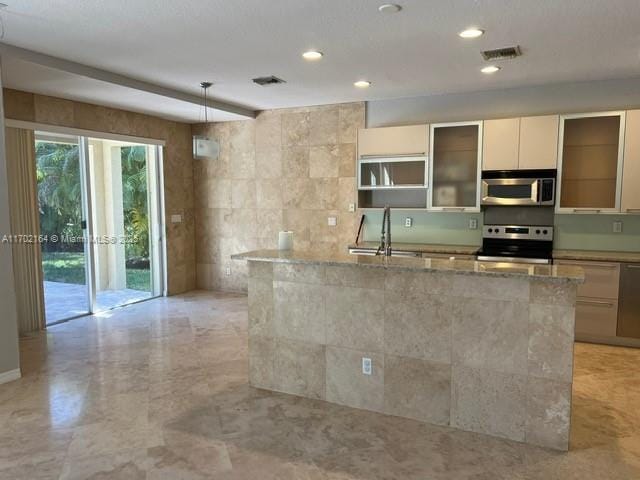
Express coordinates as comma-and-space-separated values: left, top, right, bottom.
367, 76, 640, 127
0, 60, 21, 381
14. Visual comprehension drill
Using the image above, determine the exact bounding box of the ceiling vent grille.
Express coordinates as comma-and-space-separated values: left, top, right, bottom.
481, 46, 522, 61
252, 76, 286, 86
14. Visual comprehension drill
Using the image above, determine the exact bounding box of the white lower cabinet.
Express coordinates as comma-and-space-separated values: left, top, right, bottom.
555, 260, 620, 339
575, 298, 619, 337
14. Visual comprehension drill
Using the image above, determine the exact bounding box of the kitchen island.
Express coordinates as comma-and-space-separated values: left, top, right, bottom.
232, 250, 584, 451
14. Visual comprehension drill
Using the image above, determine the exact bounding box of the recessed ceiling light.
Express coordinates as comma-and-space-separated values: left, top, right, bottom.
481, 65, 501, 74
378, 4, 402, 14
459, 28, 484, 39
354, 80, 372, 88
302, 50, 323, 61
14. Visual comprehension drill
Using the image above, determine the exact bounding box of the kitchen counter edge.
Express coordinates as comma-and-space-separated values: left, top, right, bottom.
232, 250, 584, 283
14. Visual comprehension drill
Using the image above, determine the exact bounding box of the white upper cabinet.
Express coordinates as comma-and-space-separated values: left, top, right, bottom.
482, 118, 520, 171
356, 125, 429, 209
357, 125, 429, 157
557, 112, 625, 213
621, 110, 640, 214
518, 115, 559, 170
482, 115, 558, 171
429, 121, 482, 212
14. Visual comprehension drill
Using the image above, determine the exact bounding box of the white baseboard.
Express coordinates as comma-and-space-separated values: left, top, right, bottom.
0, 368, 21, 385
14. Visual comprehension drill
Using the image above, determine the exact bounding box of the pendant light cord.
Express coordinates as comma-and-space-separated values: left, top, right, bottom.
200, 82, 212, 125
203, 85, 208, 124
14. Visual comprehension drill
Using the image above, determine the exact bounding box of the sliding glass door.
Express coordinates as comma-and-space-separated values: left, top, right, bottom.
35, 130, 165, 325
35, 133, 91, 323
87, 138, 162, 311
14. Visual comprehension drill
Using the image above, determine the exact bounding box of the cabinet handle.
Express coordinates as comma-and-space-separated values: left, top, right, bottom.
573, 209, 601, 213
561, 261, 617, 269
627, 265, 640, 269
626, 208, 640, 213
441, 207, 466, 212
583, 263, 618, 269
576, 299, 614, 308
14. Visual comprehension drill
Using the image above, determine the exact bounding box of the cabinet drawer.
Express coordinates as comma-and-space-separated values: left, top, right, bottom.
555, 260, 620, 299
422, 253, 475, 260
575, 297, 618, 337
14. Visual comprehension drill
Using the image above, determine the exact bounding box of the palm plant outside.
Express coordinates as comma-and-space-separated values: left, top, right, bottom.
36, 142, 151, 291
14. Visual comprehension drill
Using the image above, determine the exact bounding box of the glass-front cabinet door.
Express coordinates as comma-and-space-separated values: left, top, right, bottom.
557, 112, 625, 213
429, 121, 482, 212
357, 156, 428, 208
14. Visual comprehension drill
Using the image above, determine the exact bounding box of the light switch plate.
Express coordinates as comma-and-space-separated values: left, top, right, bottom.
171, 214, 182, 224
328, 216, 337, 227
348, 203, 356, 213
469, 219, 478, 230
362, 357, 372, 375
225, 266, 231, 276
613, 221, 623, 233
405, 217, 413, 228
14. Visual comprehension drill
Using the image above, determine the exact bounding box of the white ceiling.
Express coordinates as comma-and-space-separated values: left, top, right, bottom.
2, 0, 640, 123
1, 56, 247, 122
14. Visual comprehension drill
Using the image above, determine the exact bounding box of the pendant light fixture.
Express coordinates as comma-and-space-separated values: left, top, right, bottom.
193, 81, 220, 160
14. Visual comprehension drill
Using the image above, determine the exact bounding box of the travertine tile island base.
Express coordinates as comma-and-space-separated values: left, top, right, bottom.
233, 250, 584, 451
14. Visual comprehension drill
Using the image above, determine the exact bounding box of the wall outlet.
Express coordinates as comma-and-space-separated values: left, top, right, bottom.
469, 218, 478, 230
225, 266, 231, 276
404, 217, 413, 228
348, 203, 356, 213
613, 221, 623, 233
171, 214, 182, 224
362, 357, 372, 375
328, 216, 337, 227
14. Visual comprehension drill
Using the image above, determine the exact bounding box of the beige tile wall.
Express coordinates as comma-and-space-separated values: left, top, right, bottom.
3, 89, 196, 294
192, 103, 365, 292
247, 260, 577, 451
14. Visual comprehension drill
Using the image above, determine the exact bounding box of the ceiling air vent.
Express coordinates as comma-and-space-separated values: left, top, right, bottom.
481, 45, 522, 61
252, 76, 286, 86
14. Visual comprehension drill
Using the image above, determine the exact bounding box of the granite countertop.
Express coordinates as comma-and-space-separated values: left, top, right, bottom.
553, 249, 640, 263
232, 249, 584, 283
348, 242, 479, 255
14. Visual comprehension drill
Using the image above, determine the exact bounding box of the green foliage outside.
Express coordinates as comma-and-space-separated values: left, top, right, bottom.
36, 142, 151, 291
36, 141, 84, 251
42, 252, 150, 291
120, 146, 150, 261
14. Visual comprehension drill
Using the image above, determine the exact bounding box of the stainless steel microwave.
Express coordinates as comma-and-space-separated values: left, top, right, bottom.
481, 170, 556, 206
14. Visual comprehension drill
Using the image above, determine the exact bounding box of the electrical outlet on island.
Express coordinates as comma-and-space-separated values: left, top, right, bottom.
362, 357, 372, 375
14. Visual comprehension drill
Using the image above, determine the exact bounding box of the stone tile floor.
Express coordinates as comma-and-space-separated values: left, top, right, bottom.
44, 281, 152, 324
0, 290, 639, 479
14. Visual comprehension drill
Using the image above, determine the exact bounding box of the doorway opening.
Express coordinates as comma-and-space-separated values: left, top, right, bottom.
35, 131, 165, 325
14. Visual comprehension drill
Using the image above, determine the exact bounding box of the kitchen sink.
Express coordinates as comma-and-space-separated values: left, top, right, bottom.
348, 247, 422, 258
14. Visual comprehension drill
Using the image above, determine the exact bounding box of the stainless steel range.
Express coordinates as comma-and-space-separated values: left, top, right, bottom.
476, 224, 554, 264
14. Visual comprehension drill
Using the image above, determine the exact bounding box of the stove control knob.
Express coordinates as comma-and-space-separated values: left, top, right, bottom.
488, 228, 493, 233
495, 228, 500, 233
543, 229, 548, 235
536, 229, 541, 234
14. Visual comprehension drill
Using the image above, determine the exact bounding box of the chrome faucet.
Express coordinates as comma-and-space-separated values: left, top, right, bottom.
379, 205, 392, 256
